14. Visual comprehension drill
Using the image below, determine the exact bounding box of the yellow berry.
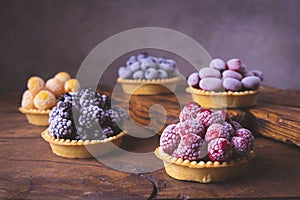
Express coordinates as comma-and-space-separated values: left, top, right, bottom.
54, 72, 71, 83
45, 78, 64, 98
21, 90, 35, 109
27, 76, 45, 94
34, 90, 56, 110
64, 79, 80, 92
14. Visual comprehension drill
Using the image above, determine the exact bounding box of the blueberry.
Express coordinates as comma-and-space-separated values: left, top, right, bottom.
158, 57, 166, 64
157, 69, 168, 79
145, 68, 158, 80
133, 70, 144, 79
140, 59, 156, 71
137, 52, 148, 61
199, 67, 221, 79
188, 72, 200, 88
126, 55, 137, 66
159, 62, 174, 72
127, 62, 140, 72
118, 67, 132, 79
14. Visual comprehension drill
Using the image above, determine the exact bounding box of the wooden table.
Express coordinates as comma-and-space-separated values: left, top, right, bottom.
1, 86, 300, 199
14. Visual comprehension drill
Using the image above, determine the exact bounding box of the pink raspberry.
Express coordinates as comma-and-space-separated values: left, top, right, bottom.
205, 123, 231, 143
231, 120, 242, 131
197, 109, 225, 128
172, 133, 205, 161
223, 121, 235, 137
208, 138, 233, 162
160, 124, 180, 155
175, 119, 205, 138
235, 128, 254, 149
231, 136, 250, 155
179, 102, 202, 122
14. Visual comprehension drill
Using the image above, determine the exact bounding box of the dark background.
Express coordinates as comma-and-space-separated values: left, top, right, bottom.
1, 0, 300, 94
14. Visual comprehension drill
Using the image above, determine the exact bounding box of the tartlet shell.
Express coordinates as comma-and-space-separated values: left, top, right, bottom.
19, 107, 50, 126
186, 87, 259, 108
155, 147, 255, 183
41, 129, 125, 159
117, 76, 181, 95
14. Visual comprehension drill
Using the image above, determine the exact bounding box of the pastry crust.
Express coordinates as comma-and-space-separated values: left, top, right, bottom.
19, 107, 50, 126
41, 129, 125, 159
186, 87, 259, 108
155, 147, 255, 183
117, 76, 181, 95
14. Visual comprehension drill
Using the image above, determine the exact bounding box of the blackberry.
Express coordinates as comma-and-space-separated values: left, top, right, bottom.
99, 94, 111, 109
77, 88, 111, 109
112, 106, 127, 119
58, 93, 73, 103
102, 126, 115, 138
78, 105, 104, 129
49, 101, 73, 122
49, 117, 76, 139
76, 125, 103, 140
101, 109, 120, 126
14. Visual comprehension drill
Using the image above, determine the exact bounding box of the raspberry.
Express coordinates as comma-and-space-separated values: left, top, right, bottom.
175, 119, 205, 138
160, 124, 180, 155
208, 138, 233, 162
172, 133, 205, 161
179, 102, 202, 122
205, 123, 231, 143
231, 120, 242, 131
223, 122, 235, 137
231, 136, 250, 155
196, 109, 225, 128
235, 128, 254, 149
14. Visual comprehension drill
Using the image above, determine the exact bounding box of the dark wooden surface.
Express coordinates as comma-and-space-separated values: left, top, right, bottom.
1, 86, 300, 199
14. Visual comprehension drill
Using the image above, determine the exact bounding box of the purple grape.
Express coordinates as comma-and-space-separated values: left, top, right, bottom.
199, 77, 223, 91
227, 58, 245, 72
187, 72, 200, 88
209, 58, 226, 71
251, 70, 264, 81
241, 76, 261, 90
223, 77, 242, 91
133, 70, 144, 79
242, 70, 255, 77
199, 67, 221, 79
222, 70, 243, 80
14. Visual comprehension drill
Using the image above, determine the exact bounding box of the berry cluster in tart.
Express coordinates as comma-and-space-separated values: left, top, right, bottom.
155, 102, 255, 183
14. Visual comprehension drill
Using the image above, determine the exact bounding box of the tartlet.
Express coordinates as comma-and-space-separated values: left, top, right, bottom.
155, 146, 255, 183
117, 76, 181, 95
18, 107, 50, 126
186, 86, 259, 108
41, 129, 125, 159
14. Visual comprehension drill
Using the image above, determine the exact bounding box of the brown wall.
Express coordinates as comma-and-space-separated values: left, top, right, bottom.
1, 0, 300, 94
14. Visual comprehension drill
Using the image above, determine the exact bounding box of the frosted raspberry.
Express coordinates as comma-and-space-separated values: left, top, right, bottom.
223, 122, 235, 137
205, 123, 231, 143
208, 138, 233, 162
235, 128, 254, 149
231, 120, 242, 131
175, 119, 205, 138
172, 133, 205, 161
196, 109, 225, 128
231, 136, 250, 155
160, 124, 180, 155
179, 102, 202, 122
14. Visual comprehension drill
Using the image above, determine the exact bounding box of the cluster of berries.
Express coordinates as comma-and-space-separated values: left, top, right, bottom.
118, 52, 179, 80
48, 88, 127, 140
160, 102, 254, 162
188, 58, 263, 92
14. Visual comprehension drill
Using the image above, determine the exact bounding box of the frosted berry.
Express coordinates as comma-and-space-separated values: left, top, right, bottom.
235, 128, 254, 149
137, 52, 148, 60
118, 66, 132, 79
160, 124, 180, 155
223, 77, 242, 91
172, 133, 205, 161
196, 109, 225, 128
175, 119, 205, 138
205, 123, 231, 143
157, 69, 168, 79
133, 70, 144, 79
140, 59, 156, 71
209, 58, 226, 71
126, 55, 137, 66
222, 70, 243, 80
49, 117, 75, 139
187, 72, 200, 88
127, 62, 141, 73
145, 68, 158, 80
159, 61, 175, 72
199, 67, 221, 79
251, 70, 264, 81
199, 77, 223, 91
179, 102, 202, 122
208, 138, 233, 162
227, 58, 245, 72
241, 76, 261, 90
223, 121, 235, 137
231, 136, 250, 155
242, 70, 255, 77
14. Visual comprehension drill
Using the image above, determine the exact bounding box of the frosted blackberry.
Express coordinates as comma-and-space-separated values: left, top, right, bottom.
76, 125, 103, 140
78, 105, 104, 129
49, 117, 75, 139
49, 101, 73, 122
58, 92, 73, 103
102, 126, 115, 138
101, 109, 120, 126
